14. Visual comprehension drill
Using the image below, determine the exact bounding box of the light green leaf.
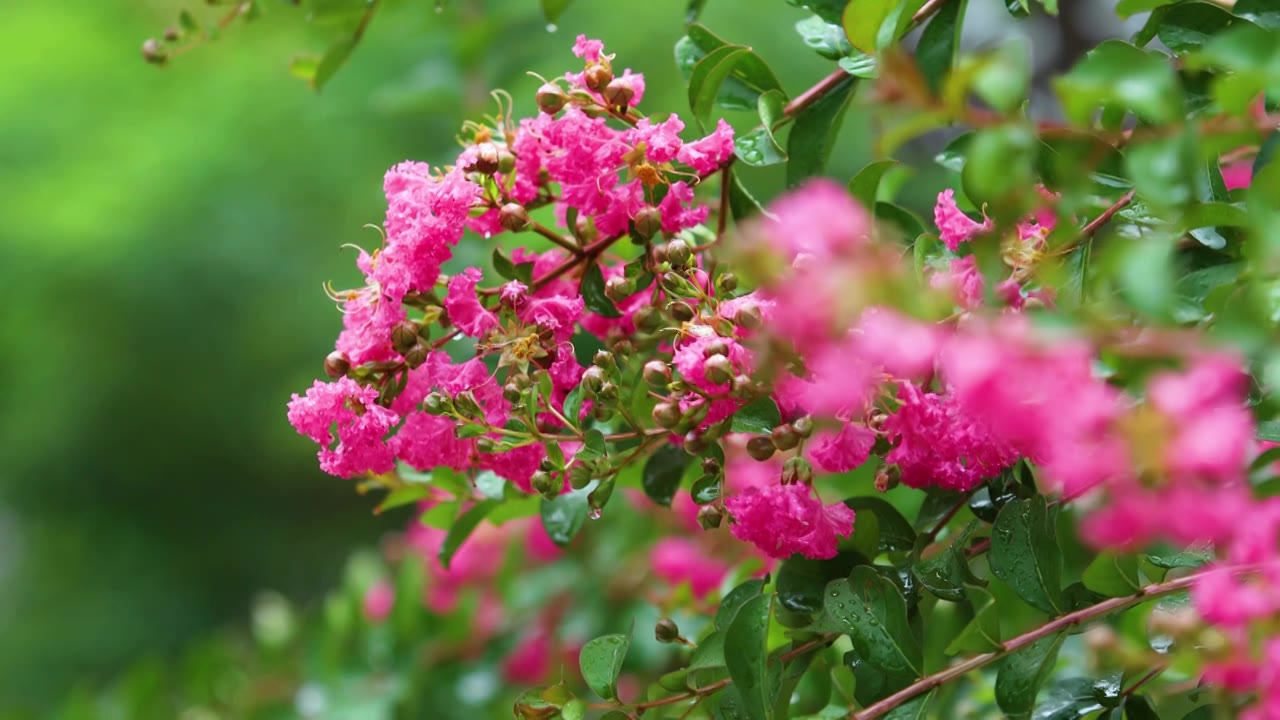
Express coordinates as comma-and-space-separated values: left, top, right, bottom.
849, 160, 899, 207
916, 0, 967, 94
1082, 552, 1142, 597
439, 499, 501, 569
796, 15, 852, 59
1055, 40, 1183, 125
580, 634, 630, 700
718, 578, 766, 630
945, 587, 1003, 654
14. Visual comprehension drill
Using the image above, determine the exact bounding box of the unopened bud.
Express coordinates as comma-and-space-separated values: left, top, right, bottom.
581, 366, 607, 393
875, 465, 900, 492
584, 63, 613, 92
782, 457, 813, 485
697, 504, 724, 530
793, 416, 814, 438
392, 321, 420, 353
652, 402, 681, 429
710, 316, 736, 337
731, 375, 756, 398
593, 404, 615, 422
704, 354, 733, 385
651, 244, 669, 265
324, 351, 351, 378
701, 456, 722, 475
453, 390, 482, 418
634, 206, 662, 239
684, 433, 710, 455
536, 83, 568, 114
666, 239, 692, 268
716, 272, 739, 293
603, 77, 635, 108
423, 391, 450, 415
163, 26, 180, 42
598, 382, 620, 403
655, 618, 681, 643
605, 276, 633, 302
668, 301, 696, 323
471, 142, 500, 175
735, 304, 763, 331
634, 305, 662, 332
532, 470, 558, 499
498, 150, 516, 174
569, 462, 593, 490
592, 349, 617, 370
502, 383, 524, 403
703, 339, 728, 358
643, 360, 671, 386
142, 38, 167, 65
476, 437, 496, 454
771, 425, 801, 451
403, 342, 429, 369
499, 203, 530, 232
746, 436, 776, 462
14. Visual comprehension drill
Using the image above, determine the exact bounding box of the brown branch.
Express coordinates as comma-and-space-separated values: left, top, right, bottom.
1052, 190, 1135, 257
529, 220, 583, 255
783, 70, 850, 119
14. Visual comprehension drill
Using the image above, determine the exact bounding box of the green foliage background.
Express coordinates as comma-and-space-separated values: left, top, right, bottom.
0, 0, 872, 711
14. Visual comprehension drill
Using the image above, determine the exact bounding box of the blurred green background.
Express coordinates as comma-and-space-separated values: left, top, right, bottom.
0, 0, 873, 712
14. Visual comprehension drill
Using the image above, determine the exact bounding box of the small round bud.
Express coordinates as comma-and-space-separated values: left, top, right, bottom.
592, 349, 617, 370
532, 470, 558, 499
701, 456, 722, 475
735, 304, 763, 331
476, 437, 496, 454
584, 63, 613, 92
716, 272, 739, 293
392, 320, 420, 354
453, 390, 482, 418
633, 206, 663, 240
499, 203, 531, 233
403, 342, 429, 369
423, 391, 450, 415
604, 276, 633, 302
581, 366, 607, 393
471, 142, 500, 175
704, 354, 733, 385
142, 38, 167, 65
510, 373, 532, 390
536, 83, 568, 114
634, 305, 663, 332
603, 78, 635, 108
502, 383, 524, 404
703, 339, 728, 358
684, 433, 710, 455
793, 416, 814, 439
593, 404, 615, 422
668, 301, 696, 323
666, 239, 692, 268
163, 26, 180, 42
569, 462, 593, 490
652, 402, 682, 429
324, 351, 351, 378
731, 375, 756, 398
781, 457, 813, 485
539, 457, 556, 472
654, 618, 681, 644
643, 360, 671, 387
598, 382, 620, 403
497, 150, 516, 174
875, 465, 900, 492
746, 436, 777, 462
710, 316, 736, 338
697, 505, 724, 530
771, 425, 801, 451
651, 244, 669, 265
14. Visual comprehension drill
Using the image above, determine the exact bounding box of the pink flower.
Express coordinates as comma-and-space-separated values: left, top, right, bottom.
1223, 160, 1253, 190
287, 377, 398, 478
503, 629, 554, 684
445, 267, 498, 338
934, 189, 992, 251
672, 334, 752, 393
724, 483, 855, 559
362, 581, 395, 623
390, 411, 473, 473
380, 163, 481, 292
931, 255, 984, 309
854, 308, 941, 380
677, 118, 736, 173
521, 294, 585, 342
807, 424, 876, 473
631, 115, 685, 164
572, 35, 605, 63
762, 179, 871, 260
650, 537, 730, 598
481, 443, 546, 493
884, 383, 1016, 492
658, 181, 710, 234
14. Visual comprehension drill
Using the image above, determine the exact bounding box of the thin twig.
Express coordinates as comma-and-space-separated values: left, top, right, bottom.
1053, 190, 1135, 256
783, 70, 850, 119
529, 220, 583, 255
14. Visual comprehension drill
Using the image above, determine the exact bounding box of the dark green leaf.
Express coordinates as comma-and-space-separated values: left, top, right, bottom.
875, 202, 926, 239
688, 630, 727, 669
691, 473, 722, 504
718, 578, 766, 633
849, 160, 898, 207
884, 689, 936, 719
916, 0, 967, 94
914, 521, 983, 602
1082, 551, 1142, 597
995, 632, 1066, 718
725, 594, 773, 720
728, 172, 765, 220
796, 15, 852, 59
825, 567, 923, 678
787, 0, 848, 25
945, 587, 1003, 654
1236, 0, 1280, 28
676, 25, 785, 121
540, 0, 571, 23
786, 74, 857, 187
580, 263, 622, 318
439, 499, 501, 569
843, 497, 916, 552
689, 45, 751, 125
580, 634, 630, 700
540, 487, 591, 546
731, 397, 782, 434
642, 444, 692, 507
1055, 40, 1183, 125
990, 496, 1064, 615
563, 385, 585, 425
1146, 546, 1212, 569
777, 552, 866, 614
1157, 1, 1245, 52
313, 37, 356, 91
492, 247, 519, 280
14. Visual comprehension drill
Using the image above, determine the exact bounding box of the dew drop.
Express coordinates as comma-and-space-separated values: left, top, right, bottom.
588, 506, 602, 520
483, 231, 492, 239
546, 23, 558, 32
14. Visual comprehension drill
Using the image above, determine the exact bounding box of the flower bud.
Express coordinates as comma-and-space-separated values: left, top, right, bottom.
593, 404, 615, 422
702, 339, 728, 358
536, 83, 567, 114
746, 436, 776, 461
584, 63, 613, 92
423, 392, 450, 415
704, 355, 733, 385
643, 360, 671, 387
771, 424, 801, 451
499, 203, 531, 232
684, 433, 710, 455
782, 457, 813, 485
634, 305, 662, 332
652, 402, 681, 429
141, 38, 167, 65
453, 390, 482, 419
668, 301, 696, 323
592, 349, 617, 370
701, 456, 722, 475
875, 464, 901, 492
532, 470, 559, 499
793, 416, 814, 438
654, 618, 681, 644
604, 276, 633, 302
324, 351, 351, 378
716, 272, 739, 293
502, 383, 524, 403
392, 320, 420, 354
731, 375, 756, 398
603, 77, 635, 108
581, 366, 607, 393
633, 206, 663, 240
666, 239, 692, 268
569, 462, 593, 490
598, 382, 620, 403
735, 304, 763, 331
163, 26, 180, 42
498, 150, 516, 174
403, 342, 429, 369
710, 316, 736, 338
471, 142, 500, 175
476, 437, 496, 454
697, 504, 724, 530
651, 244, 669, 265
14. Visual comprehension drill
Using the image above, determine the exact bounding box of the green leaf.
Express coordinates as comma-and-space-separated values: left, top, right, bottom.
995, 632, 1066, 719
540, 0, 571, 23
1125, 131, 1198, 210
849, 160, 898, 207
579, 634, 630, 701
676, 25, 785, 122
1082, 552, 1142, 597
841, 0, 895, 54
731, 397, 782, 434
735, 90, 788, 167
306, 0, 369, 26
990, 497, 1064, 615
686, 0, 710, 23
961, 124, 1037, 210
688, 630, 727, 669
825, 567, 923, 678
916, 0, 967, 94
642, 444, 692, 507
689, 45, 752, 126
1261, 420, 1280, 443
1156, 1, 1245, 52
540, 486, 591, 546
492, 247, 519, 281
313, 37, 356, 91
843, 497, 917, 552
796, 15, 852, 59
725, 594, 774, 720
580, 263, 622, 318
691, 473, 722, 504
1115, 235, 1177, 319
875, 202, 926, 239
178, 9, 200, 34
786, 74, 857, 187
375, 484, 431, 514
971, 36, 1032, 114
474, 471, 507, 501
945, 587, 1003, 654
717, 578, 766, 631
1055, 40, 1183, 125
914, 521, 983, 602
1116, 0, 1171, 18
838, 52, 878, 78
729, 172, 766, 220
1236, 0, 1280, 28
777, 552, 866, 614
439, 499, 501, 569
1146, 545, 1212, 569
884, 689, 936, 719
787, 0, 848, 25
563, 385, 585, 425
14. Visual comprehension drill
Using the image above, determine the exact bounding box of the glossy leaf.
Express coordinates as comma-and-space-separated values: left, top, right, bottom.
1157, 1, 1246, 52
642, 444, 692, 507
945, 587, 1003, 654
796, 15, 852, 59
995, 632, 1066, 718
841, 0, 894, 54
787, 0, 848, 25
439, 499, 501, 569
776, 552, 866, 614
540, 486, 591, 546
843, 497, 916, 552
1082, 551, 1143, 597
580, 263, 622, 318
717, 578, 766, 631
580, 633, 630, 700
731, 397, 782, 434
825, 567, 922, 678
990, 497, 1064, 615
725, 594, 773, 720
916, 0, 967, 94
848, 160, 898, 207
786, 74, 856, 187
